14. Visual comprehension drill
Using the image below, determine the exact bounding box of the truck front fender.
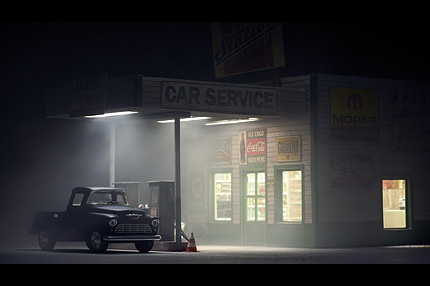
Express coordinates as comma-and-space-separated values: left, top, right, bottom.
83, 212, 118, 234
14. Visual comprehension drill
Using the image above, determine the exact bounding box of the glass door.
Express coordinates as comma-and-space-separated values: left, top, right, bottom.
246, 172, 266, 222
243, 171, 266, 245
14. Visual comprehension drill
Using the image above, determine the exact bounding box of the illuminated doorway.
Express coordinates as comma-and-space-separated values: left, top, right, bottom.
382, 179, 408, 229
243, 171, 266, 245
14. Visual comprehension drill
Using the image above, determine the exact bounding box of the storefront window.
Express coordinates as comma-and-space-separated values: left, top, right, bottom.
383, 179, 407, 229
246, 172, 266, 222
282, 170, 302, 223
214, 173, 232, 221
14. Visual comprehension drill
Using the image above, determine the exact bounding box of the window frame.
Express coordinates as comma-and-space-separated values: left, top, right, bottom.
244, 171, 267, 222
209, 168, 233, 223
274, 165, 305, 224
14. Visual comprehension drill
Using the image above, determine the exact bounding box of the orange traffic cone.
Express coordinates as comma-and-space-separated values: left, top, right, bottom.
186, 232, 198, 252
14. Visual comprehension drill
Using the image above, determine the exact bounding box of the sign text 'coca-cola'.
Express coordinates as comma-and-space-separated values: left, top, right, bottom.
239, 128, 267, 165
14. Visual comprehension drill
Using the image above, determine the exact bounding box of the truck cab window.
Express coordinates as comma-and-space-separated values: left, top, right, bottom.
72, 193, 85, 206
87, 192, 128, 206
88, 192, 112, 205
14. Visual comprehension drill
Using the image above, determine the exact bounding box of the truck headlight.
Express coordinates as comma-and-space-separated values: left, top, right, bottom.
109, 218, 118, 227
152, 219, 159, 227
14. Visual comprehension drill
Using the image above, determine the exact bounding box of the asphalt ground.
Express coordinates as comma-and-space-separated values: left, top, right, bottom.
2, 243, 430, 264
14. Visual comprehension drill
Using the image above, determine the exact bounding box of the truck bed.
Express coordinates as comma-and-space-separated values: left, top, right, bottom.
30, 211, 64, 235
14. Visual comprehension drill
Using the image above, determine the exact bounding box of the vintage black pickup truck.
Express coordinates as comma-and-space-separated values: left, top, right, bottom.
30, 187, 161, 253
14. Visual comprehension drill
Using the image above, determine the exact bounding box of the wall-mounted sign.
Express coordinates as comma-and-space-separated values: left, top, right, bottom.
69, 74, 107, 117
209, 138, 232, 164
330, 87, 379, 141
276, 136, 301, 162
392, 92, 430, 148
161, 81, 276, 115
239, 128, 267, 165
330, 156, 373, 188
211, 22, 285, 78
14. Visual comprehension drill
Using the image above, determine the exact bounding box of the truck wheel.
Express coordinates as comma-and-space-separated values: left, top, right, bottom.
38, 230, 56, 251
86, 230, 109, 253
135, 241, 154, 253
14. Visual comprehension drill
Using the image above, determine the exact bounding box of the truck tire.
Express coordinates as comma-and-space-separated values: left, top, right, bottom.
135, 241, 154, 253
38, 230, 56, 251
86, 230, 109, 253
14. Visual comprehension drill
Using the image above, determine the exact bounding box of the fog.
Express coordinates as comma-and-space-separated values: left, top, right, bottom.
1, 114, 218, 248
1, 118, 109, 247
115, 119, 175, 192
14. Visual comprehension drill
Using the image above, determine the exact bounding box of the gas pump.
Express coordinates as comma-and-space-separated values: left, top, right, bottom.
147, 181, 175, 241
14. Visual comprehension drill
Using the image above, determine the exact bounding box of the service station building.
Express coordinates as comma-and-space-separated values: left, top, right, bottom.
46, 73, 430, 247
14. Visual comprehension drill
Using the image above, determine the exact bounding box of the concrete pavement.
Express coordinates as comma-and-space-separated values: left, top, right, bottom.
2, 243, 430, 264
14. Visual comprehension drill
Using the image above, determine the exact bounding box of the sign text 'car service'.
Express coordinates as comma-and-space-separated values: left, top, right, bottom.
161, 81, 276, 115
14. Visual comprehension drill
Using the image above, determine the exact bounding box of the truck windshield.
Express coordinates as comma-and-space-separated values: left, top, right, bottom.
87, 192, 128, 206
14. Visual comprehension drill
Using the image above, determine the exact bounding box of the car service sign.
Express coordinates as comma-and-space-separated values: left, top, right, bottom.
161, 81, 276, 115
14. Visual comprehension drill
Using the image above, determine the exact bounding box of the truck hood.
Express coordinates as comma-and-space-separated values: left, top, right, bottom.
90, 205, 147, 216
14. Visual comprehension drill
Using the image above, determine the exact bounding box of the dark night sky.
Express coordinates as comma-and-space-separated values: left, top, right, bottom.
2, 21, 429, 184
1, 21, 429, 119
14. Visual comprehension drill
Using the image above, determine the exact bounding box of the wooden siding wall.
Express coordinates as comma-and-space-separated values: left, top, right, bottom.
159, 76, 314, 227
193, 118, 313, 225
315, 74, 430, 223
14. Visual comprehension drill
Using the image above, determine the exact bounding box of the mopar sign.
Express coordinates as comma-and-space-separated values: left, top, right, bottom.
330, 87, 379, 141
161, 81, 276, 115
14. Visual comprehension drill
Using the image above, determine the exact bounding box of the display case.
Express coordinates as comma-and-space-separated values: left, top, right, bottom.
282, 170, 302, 222
382, 179, 406, 229
214, 173, 232, 221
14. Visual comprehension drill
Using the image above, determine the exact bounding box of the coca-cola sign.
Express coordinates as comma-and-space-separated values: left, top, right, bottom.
247, 140, 266, 155
239, 128, 266, 165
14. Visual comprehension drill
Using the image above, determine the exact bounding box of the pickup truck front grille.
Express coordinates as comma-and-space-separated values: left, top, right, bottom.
115, 224, 152, 234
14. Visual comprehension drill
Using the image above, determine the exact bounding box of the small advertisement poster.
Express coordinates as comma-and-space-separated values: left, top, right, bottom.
330, 156, 373, 188
239, 128, 267, 165
392, 92, 430, 149
209, 138, 232, 164
276, 136, 301, 162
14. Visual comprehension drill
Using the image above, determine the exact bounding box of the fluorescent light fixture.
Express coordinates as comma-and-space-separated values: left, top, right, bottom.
157, 116, 211, 124
85, 111, 138, 118
205, 118, 259, 126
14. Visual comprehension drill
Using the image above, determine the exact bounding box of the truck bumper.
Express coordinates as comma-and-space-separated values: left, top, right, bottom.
103, 234, 162, 242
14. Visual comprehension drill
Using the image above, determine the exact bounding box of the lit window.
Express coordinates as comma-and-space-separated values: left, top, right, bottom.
214, 173, 232, 221
282, 170, 302, 223
382, 179, 407, 229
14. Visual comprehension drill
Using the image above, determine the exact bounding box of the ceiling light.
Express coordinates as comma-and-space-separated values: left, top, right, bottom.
157, 116, 211, 124
84, 111, 138, 118
205, 118, 259, 126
